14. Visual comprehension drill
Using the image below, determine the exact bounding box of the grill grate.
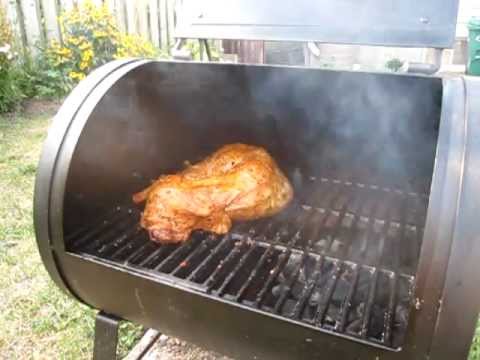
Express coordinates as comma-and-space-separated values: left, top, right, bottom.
66, 178, 426, 350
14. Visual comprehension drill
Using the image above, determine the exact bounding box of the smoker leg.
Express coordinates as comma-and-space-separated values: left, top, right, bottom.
93, 311, 120, 360
202, 39, 212, 61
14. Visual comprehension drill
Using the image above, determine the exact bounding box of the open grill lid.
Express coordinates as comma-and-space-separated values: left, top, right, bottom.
175, 0, 460, 49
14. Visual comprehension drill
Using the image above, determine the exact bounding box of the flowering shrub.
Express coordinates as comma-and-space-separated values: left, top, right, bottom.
45, 0, 158, 83
0, 7, 14, 69
0, 7, 23, 112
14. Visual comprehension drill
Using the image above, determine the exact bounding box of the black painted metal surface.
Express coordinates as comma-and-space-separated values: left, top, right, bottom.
33, 61, 480, 360
93, 312, 120, 360
33, 58, 148, 298
175, 0, 460, 48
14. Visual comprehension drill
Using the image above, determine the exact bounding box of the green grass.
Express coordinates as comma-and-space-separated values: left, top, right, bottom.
0, 108, 142, 359
471, 325, 480, 360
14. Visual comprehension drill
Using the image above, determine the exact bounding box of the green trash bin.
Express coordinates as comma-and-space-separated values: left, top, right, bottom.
468, 17, 480, 76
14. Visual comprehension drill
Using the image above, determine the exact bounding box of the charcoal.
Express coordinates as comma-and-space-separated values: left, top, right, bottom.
312, 238, 329, 252
324, 304, 341, 327
330, 239, 343, 253
394, 304, 409, 326
277, 272, 287, 284
355, 276, 371, 299
282, 299, 297, 315
291, 280, 305, 299
284, 254, 302, 275
309, 288, 322, 306
324, 314, 336, 326
302, 256, 318, 279
346, 318, 363, 334
272, 283, 290, 297
331, 276, 351, 303
346, 302, 365, 330
392, 305, 409, 349
397, 278, 413, 301
297, 266, 307, 284
367, 304, 386, 339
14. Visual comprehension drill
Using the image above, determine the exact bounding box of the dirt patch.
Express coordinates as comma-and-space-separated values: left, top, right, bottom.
22, 99, 62, 117
1, 99, 62, 121
142, 335, 233, 360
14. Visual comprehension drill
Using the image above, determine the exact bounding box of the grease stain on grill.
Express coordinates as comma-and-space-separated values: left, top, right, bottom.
65, 178, 425, 350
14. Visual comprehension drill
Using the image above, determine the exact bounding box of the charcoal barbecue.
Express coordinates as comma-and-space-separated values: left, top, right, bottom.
34, 1, 480, 359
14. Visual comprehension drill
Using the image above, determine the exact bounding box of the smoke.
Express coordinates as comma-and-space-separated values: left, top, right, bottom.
242, 65, 442, 194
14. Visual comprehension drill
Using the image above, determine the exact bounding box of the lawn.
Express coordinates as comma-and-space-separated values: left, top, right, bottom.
0, 103, 142, 360
0, 103, 479, 359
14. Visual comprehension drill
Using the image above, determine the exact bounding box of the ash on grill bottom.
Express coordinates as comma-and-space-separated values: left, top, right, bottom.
66, 178, 427, 350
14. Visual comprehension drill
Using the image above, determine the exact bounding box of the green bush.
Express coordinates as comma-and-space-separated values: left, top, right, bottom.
26, 54, 75, 99
386, 58, 404, 72
38, 0, 159, 94
0, 7, 24, 112
1, 0, 163, 109
184, 40, 221, 61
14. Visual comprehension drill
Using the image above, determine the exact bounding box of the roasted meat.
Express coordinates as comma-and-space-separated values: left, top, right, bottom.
133, 143, 293, 243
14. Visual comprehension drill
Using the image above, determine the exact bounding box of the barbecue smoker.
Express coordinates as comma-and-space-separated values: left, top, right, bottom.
34, 1, 480, 359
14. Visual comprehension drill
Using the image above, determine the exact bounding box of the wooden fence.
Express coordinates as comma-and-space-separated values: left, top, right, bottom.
1, 0, 178, 55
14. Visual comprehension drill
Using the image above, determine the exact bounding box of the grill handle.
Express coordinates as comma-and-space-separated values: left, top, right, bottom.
403, 49, 443, 75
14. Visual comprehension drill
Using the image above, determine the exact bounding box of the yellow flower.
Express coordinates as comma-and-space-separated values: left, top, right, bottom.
56, 47, 72, 58
69, 71, 86, 81
66, 36, 81, 46
93, 30, 107, 38
79, 41, 92, 51
79, 60, 89, 70
82, 49, 94, 62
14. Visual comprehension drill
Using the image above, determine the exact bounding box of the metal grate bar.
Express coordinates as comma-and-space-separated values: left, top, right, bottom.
154, 236, 202, 273
123, 238, 156, 264
283, 209, 312, 247
291, 257, 324, 319
299, 209, 328, 250
82, 217, 138, 254
186, 235, 231, 283
215, 242, 258, 296
137, 244, 166, 267
360, 269, 379, 338
383, 272, 398, 345
110, 233, 148, 261
235, 245, 275, 301
337, 264, 360, 332
172, 236, 219, 277
66, 208, 128, 244
254, 251, 290, 307
314, 261, 343, 326
70, 210, 132, 250
273, 253, 308, 314
204, 236, 249, 290
92, 226, 140, 257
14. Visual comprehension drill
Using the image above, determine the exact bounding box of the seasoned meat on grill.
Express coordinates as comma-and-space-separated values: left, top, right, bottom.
133, 143, 293, 243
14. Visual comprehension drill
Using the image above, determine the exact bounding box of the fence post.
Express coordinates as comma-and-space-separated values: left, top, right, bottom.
166, 0, 175, 50
149, 0, 160, 47
59, 0, 74, 11
110, 0, 127, 33
41, 0, 61, 42
159, 0, 167, 49
137, 0, 149, 41
19, 0, 43, 55
125, 0, 136, 34
4, 0, 27, 51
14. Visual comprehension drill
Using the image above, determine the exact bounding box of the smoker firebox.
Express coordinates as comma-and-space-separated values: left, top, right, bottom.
34, 60, 480, 360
